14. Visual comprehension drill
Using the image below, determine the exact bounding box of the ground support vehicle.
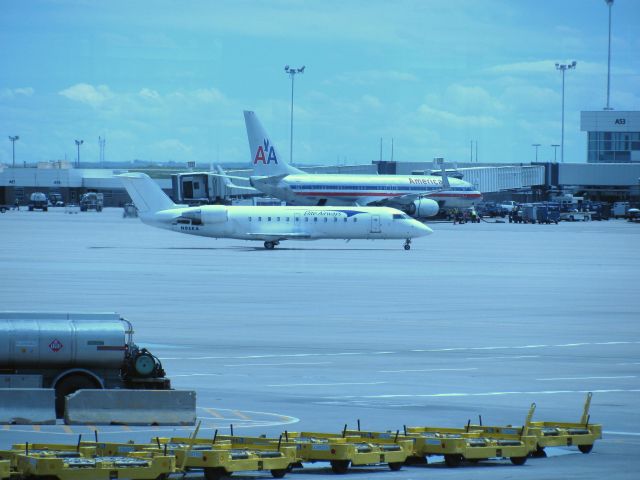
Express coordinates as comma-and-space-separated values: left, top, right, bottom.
267, 431, 412, 474
535, 203, 560, 224
0, 460, 8, 479
28, 192, 48, 211
560, 210, 591, 221
123, 202, 138, 218
79, 192, 103, 212
0, 312, 178, 420
472, 393, 601, 457
148, 435, 296, 480
14, 452, 174, 480
64, 204, 80, 214
627, 208, 640, 222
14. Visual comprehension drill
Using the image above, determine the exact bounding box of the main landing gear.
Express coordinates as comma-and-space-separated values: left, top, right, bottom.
264, 241, 280, 250
404, 239, 411, 250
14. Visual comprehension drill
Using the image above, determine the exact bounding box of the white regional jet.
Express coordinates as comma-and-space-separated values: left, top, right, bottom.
228, 111, 482, 217
118, 173, 432, 250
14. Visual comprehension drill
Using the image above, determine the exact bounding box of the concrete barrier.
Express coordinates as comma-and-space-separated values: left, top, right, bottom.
0, 388, 56, 424
64, 389, 196, 425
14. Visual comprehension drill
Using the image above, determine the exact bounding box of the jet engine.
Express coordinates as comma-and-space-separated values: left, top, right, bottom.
405, 198, 439, 218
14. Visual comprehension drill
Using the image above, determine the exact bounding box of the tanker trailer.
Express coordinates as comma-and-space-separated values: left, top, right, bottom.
0, 312, 172, 417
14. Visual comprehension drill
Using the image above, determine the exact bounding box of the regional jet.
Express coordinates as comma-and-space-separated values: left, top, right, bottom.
221, 111, 482, 218
118, 173, 432, 250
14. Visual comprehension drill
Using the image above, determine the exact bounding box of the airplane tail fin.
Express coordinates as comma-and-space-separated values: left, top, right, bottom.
243, 110, 303, 177
118, 173, 177, 214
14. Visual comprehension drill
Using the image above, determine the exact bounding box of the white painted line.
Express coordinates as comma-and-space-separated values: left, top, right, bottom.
267, 381, 388, 388
605, 431, 640, 437
327, 388, 640, 400
536, 376, 636, 381
223, 362, 333, 367
171, 373, 222, 377
378, 368, 478, 373
161, 341, 640, 361
617, 362, 640, 366
465, 355, 539, 360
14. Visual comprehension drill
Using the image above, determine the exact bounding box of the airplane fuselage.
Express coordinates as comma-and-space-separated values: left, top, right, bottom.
142, 205, 432, 242
250, 173, 482, 209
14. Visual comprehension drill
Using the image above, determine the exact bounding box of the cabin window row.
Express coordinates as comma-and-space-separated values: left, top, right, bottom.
247, 216, 358, 223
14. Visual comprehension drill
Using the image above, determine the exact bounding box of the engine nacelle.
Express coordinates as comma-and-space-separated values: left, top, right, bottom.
405, 198, 439, 218
202, 206, 228, 224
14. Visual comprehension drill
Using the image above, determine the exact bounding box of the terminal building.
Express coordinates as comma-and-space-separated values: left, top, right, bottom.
581, 111, 640, 163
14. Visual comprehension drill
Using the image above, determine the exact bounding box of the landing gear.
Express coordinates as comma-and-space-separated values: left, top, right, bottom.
264, 241, 279, 250
404, 239, 411, 250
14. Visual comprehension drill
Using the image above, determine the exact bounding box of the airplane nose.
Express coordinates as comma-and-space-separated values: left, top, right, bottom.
412, 221, 433, 237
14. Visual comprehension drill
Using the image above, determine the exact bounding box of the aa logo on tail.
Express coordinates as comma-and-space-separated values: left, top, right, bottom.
254, 139, 278, 165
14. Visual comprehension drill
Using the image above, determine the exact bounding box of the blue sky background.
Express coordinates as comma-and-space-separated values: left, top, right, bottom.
1, 0, 639, 166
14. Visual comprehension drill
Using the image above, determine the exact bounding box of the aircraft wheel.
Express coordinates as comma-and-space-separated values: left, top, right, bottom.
264, 241, 276, 250
404, 244, 411, 250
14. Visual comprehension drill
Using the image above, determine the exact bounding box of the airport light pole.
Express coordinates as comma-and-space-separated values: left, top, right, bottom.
605, 0, 614, 110
75, 139, 84, 168
551, 144, 560, 162
284, 65, 305, 164
532, 143, 541, 162
9, 135, 19, 167
555, 61, 577, 163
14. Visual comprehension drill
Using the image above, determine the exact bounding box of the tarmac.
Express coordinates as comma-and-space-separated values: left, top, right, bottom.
0, 207, 639, 479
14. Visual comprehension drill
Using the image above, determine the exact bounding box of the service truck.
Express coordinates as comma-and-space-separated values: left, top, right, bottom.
0, 312, 172, 417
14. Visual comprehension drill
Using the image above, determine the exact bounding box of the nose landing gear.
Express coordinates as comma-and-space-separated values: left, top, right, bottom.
264, 241, 280, 250
404, 239, 411, 250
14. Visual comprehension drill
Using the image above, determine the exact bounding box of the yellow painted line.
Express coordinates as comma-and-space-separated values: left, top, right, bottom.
63, 425, 73, 434
121, 426, 131, 432
2, 425, 10, 431
86, 426, 97, 434
232, 410, 250, 421
32, 425, 41, 432
204, 408, 224, 419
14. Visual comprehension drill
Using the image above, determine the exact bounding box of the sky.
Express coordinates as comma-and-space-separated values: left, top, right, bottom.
1, 0, 639, 167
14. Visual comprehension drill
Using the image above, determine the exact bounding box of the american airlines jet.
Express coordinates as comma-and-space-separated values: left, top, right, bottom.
236, 111, 481, 217
119, 173, 432, 250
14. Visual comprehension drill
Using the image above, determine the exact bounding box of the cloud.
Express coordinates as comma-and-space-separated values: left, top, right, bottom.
59, 83, 113, 107
485, 60, 635, 76
153, 139, 192, 155
361, 94, 382, 109
139, 88, 160, 100
1, 87, 34, 98
418, 104, 500, 128
326, 70, 418, 86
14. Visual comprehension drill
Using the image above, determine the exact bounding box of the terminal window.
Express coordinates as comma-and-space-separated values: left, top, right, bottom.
588, 131, 639, 162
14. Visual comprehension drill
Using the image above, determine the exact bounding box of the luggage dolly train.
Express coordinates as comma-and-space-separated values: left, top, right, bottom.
0, 393, 601, 479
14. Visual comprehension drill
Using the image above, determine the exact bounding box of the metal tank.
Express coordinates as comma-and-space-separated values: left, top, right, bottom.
0, 312, 132, 369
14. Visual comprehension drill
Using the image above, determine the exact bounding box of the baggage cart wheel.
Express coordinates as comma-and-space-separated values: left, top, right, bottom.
271, 468, 287, 478
510, 456, 527, 466
204, 467, 227, 480
578, 444, 593, 454
405, 455, 428, 465
531, 446, 547, 458
388, 462, 403, 471
444, 454, 462, 467
330, 460, 350, 474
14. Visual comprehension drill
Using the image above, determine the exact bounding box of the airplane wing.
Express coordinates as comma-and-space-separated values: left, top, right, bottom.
212, 165, 259, 192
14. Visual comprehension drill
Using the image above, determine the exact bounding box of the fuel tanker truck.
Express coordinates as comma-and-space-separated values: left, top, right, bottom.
0, 312, 177, 418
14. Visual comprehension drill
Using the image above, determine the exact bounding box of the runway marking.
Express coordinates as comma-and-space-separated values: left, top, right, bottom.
617, 362, 640, 366
605, 431, 640, 437
2, 425, 9, 431
121, 425, 131, 432
536, 376, 636, 381
232, 410, 251, 421
63, 425, 73, 434
223, 362, 333, 367
204, 408, 224, 419
267, 381, 387, 388
378, 368, 478, 373
327, 388, 640, 400
465, 355, 539, 360
32, 425, 41, 432
161, 340, 640, 361
171, 373, 222, 377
